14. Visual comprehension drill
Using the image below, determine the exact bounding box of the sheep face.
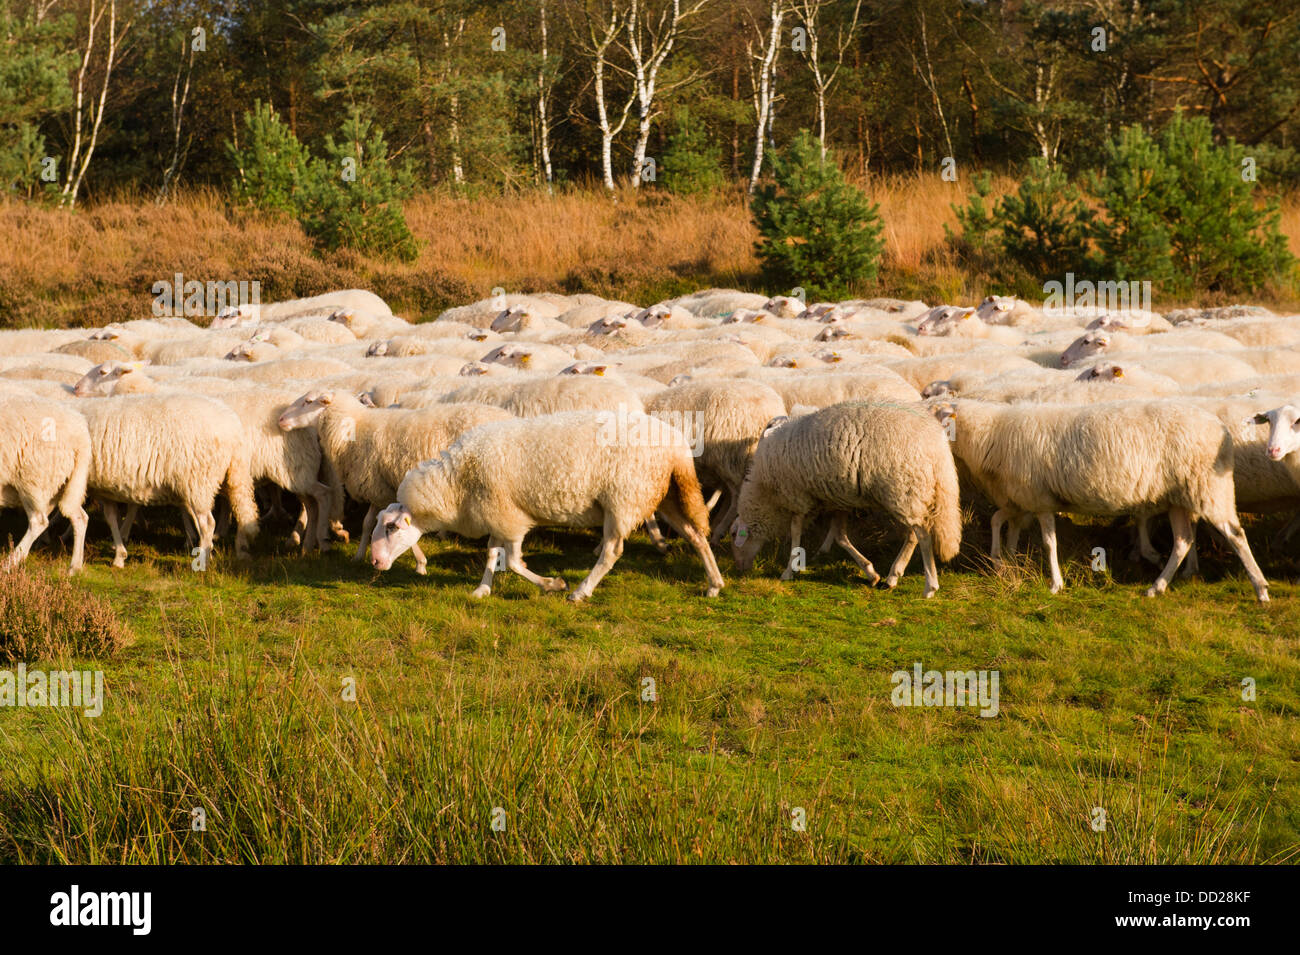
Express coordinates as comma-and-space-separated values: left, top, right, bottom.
211, 303, 257, 329
815, 324, 850, 343
370, 504, 423, 571
763, 296, 803, 318
367, 340, 391, 357
561, 361, 608, 376
1255, 405, 1300, 461
633, 304, 670, 327
89, 324, 125, 341
916, 305, 975, 336
921, 380, 954, 399
459, 361, 493, 376
1059, 332, 1110, 367
72, 360, 142, 397
482, 344, 532, 368
798, 302, 836, 320
976, 295, 1017, 321
1077, 363, 1124, 383
278, 391, 333, 431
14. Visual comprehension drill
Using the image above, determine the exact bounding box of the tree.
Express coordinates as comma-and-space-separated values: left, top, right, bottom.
745, 0, 787, 192
793, 0, 861, 157
751, 130, 883, 298
0, 0, 75, 198
227, 100, 315, 217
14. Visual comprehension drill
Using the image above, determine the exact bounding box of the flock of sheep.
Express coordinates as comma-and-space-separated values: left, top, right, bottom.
3, 285, 1300, 603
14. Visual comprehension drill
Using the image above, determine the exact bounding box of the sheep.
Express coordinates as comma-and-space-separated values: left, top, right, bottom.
644, 380, 787, 544
1083, 311, 1174, 335
732, 401, 962, 597
0, 329, 84, 355
76, 394, 260, 568
328, 307, 411, 340
671, 289, 771, 317
435, 294, 562, 330
915, 305, 976, 336
885, 353, 1041, 392
277, 391, 513, 571
368, 411, 725, 601
53, 339, 135, 364
480, 342, 577, 374
211, 289, 392, 328
1090, 350, 1259, 387
435, 375, 645, 417
0, 397, 91, 573
932, 399, 1269, 600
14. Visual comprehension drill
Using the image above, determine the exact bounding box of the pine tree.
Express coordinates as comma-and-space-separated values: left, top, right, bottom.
997, 158, 1095, 280
303, 111, 418, 262
750, 131, 884, 299
226, 101, 316, 218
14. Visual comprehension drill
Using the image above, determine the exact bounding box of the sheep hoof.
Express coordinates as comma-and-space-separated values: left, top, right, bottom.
289, 531, 302, 546
415, 564, 427, 576
319, 540, 332, 553
923, 587, 938, 599
112, 556, 126, 569
1145, 582, 1166, 597
863, 571, 881, 586
880, 576, 899, 590
1049, 583, 1064, 594
779, 569, 794, 582
705, 586, 721, 598
1257, 589, 1270, 603
566, 591, 587, 604
545, 577, 568, 592
471, 585, 491, 599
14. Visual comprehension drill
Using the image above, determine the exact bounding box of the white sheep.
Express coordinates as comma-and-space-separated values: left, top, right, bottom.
368, 411, 725, 601
733, 401, 962, 597
277, 391, 513, 571
77, 394, 260, 567
933, 399, 1269, 600
0, 397, 91, 573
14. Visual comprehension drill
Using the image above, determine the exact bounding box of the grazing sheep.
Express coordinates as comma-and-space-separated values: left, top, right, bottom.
368, 411, 725, 601
733, 401, 962, 597
0, 397, 91, 573
933, 399, 1269, 600
645, 379, 787, 544
277, 391, 512, 571
77, 394, 260, 567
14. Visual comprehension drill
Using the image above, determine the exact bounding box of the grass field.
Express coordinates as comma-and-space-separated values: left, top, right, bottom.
2, 505, 1297, 864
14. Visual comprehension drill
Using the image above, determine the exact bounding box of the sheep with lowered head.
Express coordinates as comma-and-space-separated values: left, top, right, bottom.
369, 411, 725, 601
932, 399, 1269, 600
733, 401, 962, 598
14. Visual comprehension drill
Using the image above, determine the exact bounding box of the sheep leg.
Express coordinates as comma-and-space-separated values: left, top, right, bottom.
296, 495, 315, 557
989, 509, 1008, 562
65, 503, 88, 574
1007, 514, 1032, 555
780, 514, 804, 581
120, 502, 139, 543
1137, 515, 1163, 565
884, 530, 919, 588
1039, 512, 1064, 594
1272, 513, 1300, 548
412, 541, 428, 576
308, 481, 332, 552
289, 503, 308, 547
709, 495, 739, 547
213, 498, 229, 541
321, 458, 348, 543
353, 505, 378, 563
3, 499, 50, 570
1179, 520, 1199, 578
705, 489, 723, 511
654, 494, 725, 597
1209, 518, 1269, 602
104, 501, 129, 568
916, 528, 940, 598
644, 516, 670, 554
472, 538, 505, 598
501, 538, 565, 593
831, 515, 880, 585
1147, 508, 1193, 597
190, 507, 216, 570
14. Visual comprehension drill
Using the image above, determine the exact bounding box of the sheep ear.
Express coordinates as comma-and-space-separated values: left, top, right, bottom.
1112, 366, 1124, 378
1252, 412, 1271, 424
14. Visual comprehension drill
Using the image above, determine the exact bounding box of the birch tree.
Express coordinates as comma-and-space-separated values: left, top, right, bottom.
746, 0, 787, 192
61, 0, 136, 206
619, 0, 711, 188
156, 27, 196, 202
794, 0, 861, 157
576, 1, 637, 192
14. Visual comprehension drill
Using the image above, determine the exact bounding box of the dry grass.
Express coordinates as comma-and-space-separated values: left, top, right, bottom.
1, 178, 1296, 328
0, 567, 133, 662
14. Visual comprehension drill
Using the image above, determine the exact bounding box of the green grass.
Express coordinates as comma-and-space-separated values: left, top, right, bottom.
0, 508, 1297, 864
